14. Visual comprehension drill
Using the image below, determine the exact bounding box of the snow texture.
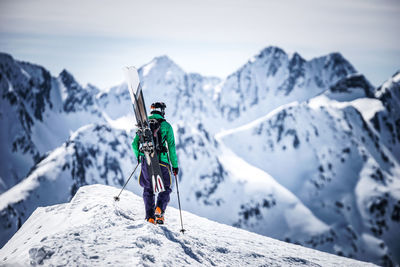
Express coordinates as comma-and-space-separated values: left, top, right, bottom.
0, 184, 377, 267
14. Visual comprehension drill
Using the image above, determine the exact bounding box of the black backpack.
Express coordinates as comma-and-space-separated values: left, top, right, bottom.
149, 118, 168, 154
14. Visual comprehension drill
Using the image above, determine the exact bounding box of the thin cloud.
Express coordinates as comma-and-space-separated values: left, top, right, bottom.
0, 0, 398, 87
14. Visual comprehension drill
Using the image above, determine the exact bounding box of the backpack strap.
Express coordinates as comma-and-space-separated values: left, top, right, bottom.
155, 118, 167, 153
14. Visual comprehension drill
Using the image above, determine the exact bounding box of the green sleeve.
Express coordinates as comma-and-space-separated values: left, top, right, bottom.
166, 124, 178, 168
132, 134, 140, 160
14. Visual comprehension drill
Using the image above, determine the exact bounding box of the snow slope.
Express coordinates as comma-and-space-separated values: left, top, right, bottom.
220, 93, 400, 264
0, 184, 376, 267
171, 119, 336, 252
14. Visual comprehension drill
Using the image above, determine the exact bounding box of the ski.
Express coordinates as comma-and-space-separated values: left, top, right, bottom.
123, 66, 165, 194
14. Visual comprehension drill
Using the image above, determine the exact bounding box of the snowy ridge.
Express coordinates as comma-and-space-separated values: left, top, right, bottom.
0, 184, 376, 266
216, 47, 356, 125
220, 94, 400, 264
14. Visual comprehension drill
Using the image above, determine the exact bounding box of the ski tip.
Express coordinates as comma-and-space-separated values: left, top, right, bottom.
123, 66, 140, 90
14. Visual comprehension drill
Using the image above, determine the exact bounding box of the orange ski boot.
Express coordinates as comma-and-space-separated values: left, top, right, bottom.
146, 217, 156, 224
155, 207, 164, 225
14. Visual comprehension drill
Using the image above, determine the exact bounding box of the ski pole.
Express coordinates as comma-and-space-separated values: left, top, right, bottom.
114, 162, 140, 201
174, 172, 186, 234
165, 152, 185, 233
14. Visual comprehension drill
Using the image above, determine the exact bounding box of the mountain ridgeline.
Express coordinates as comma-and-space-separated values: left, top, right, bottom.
0, 46, 399, 266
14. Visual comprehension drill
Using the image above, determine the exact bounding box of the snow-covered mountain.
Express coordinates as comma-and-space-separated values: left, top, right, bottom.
217, 47, 356, 125
0, 53, 107, 193
220, 87, 400, 264
1, 47, 399, 266
0, 184, 376, 266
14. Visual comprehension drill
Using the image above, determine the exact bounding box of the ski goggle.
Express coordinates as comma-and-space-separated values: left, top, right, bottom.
151, 102, 166, 115
151, 102, 166, 109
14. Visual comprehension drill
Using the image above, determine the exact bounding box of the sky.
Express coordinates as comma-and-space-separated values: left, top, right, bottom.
0, 0, 399, 89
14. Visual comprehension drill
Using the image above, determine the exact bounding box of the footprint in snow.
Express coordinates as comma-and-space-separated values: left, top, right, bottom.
282, 257, 322, 267
126, 223, 144, 230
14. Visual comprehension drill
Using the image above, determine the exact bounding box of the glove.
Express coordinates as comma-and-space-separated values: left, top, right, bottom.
172, 167, 179, 176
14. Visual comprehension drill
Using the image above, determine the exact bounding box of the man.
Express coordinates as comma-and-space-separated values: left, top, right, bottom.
132, 102, 179, 224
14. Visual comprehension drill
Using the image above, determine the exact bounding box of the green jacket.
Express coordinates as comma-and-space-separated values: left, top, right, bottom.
131, 113, 178, 168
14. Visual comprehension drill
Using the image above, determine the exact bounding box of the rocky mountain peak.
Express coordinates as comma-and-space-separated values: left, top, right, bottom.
153, 55, 176, 65
290, 52, 305, 63
59, 69, 81, 92
324, 52, 356, 76
141, 55, 184, 78
258, 46, 287, 59
0, 52, 15, 66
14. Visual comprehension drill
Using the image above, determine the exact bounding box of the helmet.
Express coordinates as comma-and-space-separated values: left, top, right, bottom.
150, 102, 166, 117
